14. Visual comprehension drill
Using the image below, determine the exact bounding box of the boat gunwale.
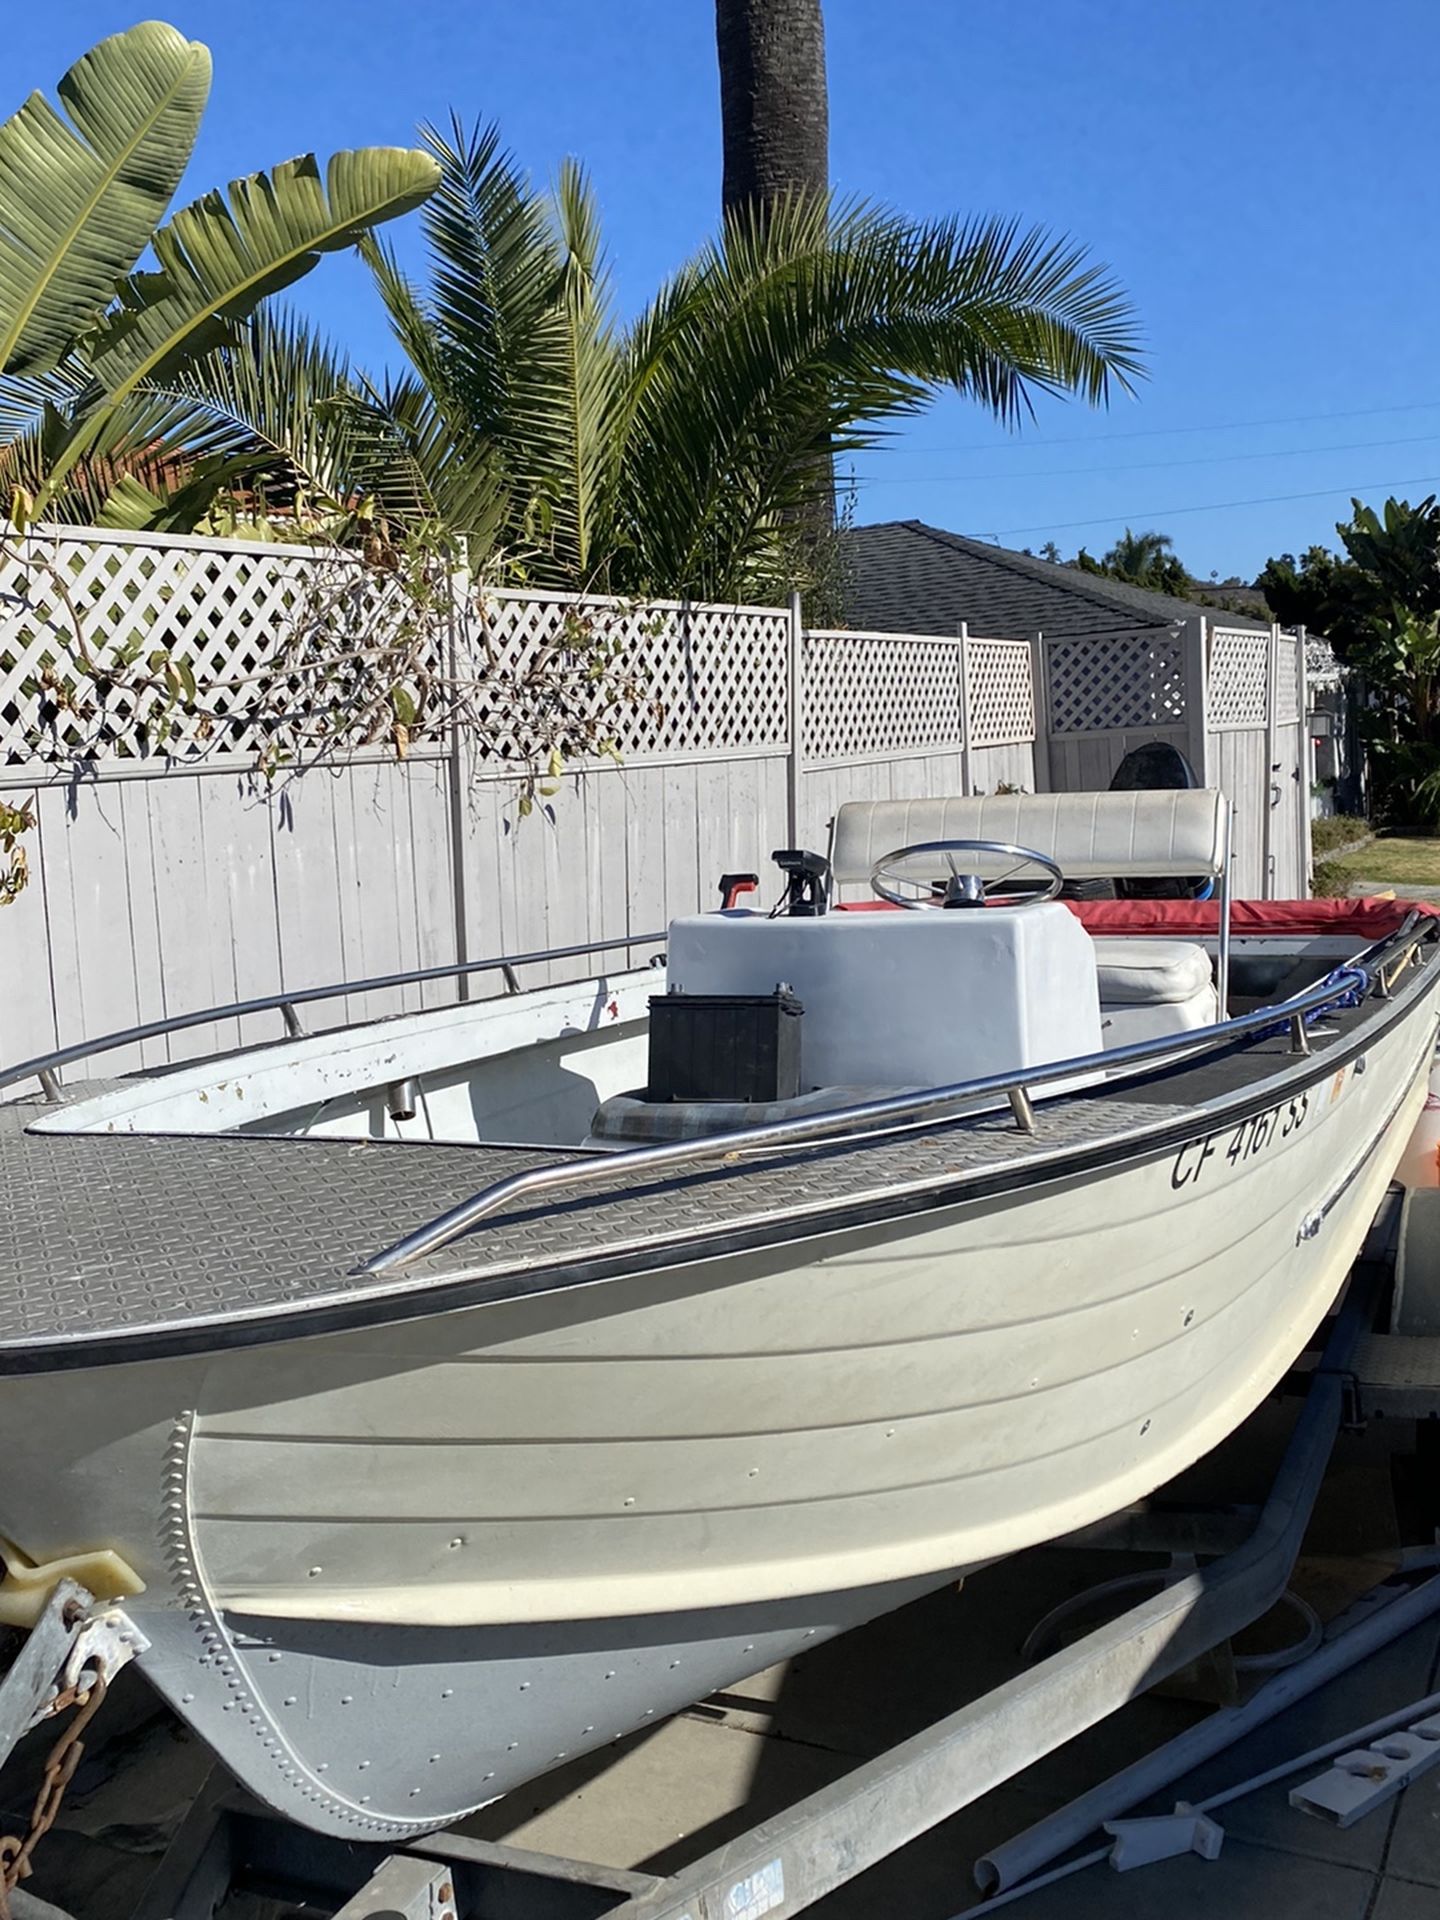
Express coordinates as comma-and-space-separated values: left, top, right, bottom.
297, 962, 1440, 1316
0, 929, 669, 1099
355, 912, 1438, 1274
2, 933, 1437, 1373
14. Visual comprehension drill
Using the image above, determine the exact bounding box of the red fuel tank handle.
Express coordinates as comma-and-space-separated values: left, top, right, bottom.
718, 872, 760, 910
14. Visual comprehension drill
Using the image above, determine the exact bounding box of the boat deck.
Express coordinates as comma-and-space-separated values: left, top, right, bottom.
0, 948, 1420, 1367
0, 984, 1403, 1363
0, 1085, 1183, 1361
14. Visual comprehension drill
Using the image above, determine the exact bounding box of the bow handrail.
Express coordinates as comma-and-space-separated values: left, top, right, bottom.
0, 931, 666, 1098
355, 911, 1436, 1276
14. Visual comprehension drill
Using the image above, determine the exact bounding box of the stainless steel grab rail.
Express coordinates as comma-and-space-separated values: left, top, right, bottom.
357, 910, 1437, 1276
0, 931, 666, 1098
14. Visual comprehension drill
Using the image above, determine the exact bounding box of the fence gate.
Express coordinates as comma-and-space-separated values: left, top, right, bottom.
1042, 620, 1206, 795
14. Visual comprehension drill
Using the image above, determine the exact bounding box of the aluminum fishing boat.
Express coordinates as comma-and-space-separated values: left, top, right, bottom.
1, 788, 1437, 1839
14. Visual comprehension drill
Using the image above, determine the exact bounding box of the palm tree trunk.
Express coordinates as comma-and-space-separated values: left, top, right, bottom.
716, 0, 829, 217
715, 0, 835, 584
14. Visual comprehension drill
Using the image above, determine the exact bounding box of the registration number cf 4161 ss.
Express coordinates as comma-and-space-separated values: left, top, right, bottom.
1170, 1092, 1310, 1189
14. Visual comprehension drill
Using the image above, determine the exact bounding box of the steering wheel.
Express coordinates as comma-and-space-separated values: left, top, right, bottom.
869, 839, 1064, 910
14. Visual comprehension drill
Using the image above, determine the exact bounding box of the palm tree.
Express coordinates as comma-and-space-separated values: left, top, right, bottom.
1100, 528, 1191, 595
32, 119, 1145, 603
716, 0, 829, 218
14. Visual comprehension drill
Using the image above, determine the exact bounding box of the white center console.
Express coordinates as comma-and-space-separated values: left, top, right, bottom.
664, 905, 1104, 1092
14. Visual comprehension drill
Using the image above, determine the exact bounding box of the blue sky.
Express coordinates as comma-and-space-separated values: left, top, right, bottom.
11, 1, 1440, 580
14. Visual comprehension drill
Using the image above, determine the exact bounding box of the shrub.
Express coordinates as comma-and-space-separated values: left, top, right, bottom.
1311, 858, 1350, 898
1311, 814, 1370, 854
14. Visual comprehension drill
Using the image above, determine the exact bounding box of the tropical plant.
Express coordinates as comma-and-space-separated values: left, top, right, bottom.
1074, 527, 1192, 597
145, 118, 1143, 603
0, 20, 440, 528
1258, 497, 1440, 731
1259, 498, 1440, 686
1256, 542, 1352, 636
1260, 497, 1440, 823
1357, 594, 1440, 827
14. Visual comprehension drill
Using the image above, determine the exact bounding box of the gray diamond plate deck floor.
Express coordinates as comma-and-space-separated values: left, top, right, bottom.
0, 966, 1410, 1357
0, 1087, 1187, 1354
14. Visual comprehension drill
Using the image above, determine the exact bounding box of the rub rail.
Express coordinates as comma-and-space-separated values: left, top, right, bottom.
357, 910, 1436, 1276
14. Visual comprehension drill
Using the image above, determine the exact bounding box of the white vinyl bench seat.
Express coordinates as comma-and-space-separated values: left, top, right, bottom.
827, 791, 1228, 893
1092, 939, 1213, 1005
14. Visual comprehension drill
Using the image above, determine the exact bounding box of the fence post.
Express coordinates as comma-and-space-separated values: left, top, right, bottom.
1183, 615, 1210, 783
787, 590, 804, 845
957, 621, 973, 794
1296, 625, 1312, 892
1028, 630, 1050, 793
446, 553, 471, 999
1263, 621, 1280, 899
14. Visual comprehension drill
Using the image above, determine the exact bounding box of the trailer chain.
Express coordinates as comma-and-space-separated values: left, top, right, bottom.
0, 1669, 108, 1919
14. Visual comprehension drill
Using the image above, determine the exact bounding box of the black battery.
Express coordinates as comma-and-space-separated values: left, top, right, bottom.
647, 987, 804, 1103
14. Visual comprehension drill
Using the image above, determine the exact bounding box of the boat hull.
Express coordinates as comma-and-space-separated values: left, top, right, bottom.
0, 971, 1435, 1834
134, 1567, 954, 1837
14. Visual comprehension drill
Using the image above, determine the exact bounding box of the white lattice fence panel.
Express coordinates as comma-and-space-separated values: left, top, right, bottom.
803, 629, 962, 761
1209, 627, 1271, 731
965, 638, 1034, 746
0, 531, 794, 770
1045, 630, 1188, 735
1306, 633, 1341, 690
0, 528, 433, 764
474, 592, 791, 762
1274, 633, 1301, 725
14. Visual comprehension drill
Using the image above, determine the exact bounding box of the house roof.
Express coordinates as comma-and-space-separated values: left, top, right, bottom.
841, 520, 1269, 639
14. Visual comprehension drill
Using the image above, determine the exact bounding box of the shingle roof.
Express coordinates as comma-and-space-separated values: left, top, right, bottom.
841, 520, 1268, 639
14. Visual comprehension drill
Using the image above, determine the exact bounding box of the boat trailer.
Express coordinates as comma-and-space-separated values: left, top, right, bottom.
4, 1196, 1440, 1920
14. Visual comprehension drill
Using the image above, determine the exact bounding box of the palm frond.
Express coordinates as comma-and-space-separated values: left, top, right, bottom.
611, 192, 1142, 596
410, 116, 562, 446
330, 370, 508, 542
367, 120, 626, 580
530, 158, 621, 578
138, 302, 357, 502
36, 145, 441, 510
359, 232, 450, 403
0, 356, 90, 442
92, 449, 281, 533
0, 383, 212, 525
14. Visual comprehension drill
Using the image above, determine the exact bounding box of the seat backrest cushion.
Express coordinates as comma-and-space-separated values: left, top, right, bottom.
828, 791, 1227, 894
1091, 938, 1214, 1006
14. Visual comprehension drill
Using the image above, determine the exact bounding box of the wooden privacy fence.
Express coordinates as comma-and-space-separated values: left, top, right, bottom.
1041, 622, 1199, 788
0, 527, 1046, 1070
1208, 623, 1310, 913
0, 525, 1309, 1072
798, 625, 1037, 844
1039, 615, 1310, 903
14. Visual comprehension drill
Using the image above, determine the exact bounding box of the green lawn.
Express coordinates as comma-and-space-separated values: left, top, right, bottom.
1314, 833, 1440, 895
